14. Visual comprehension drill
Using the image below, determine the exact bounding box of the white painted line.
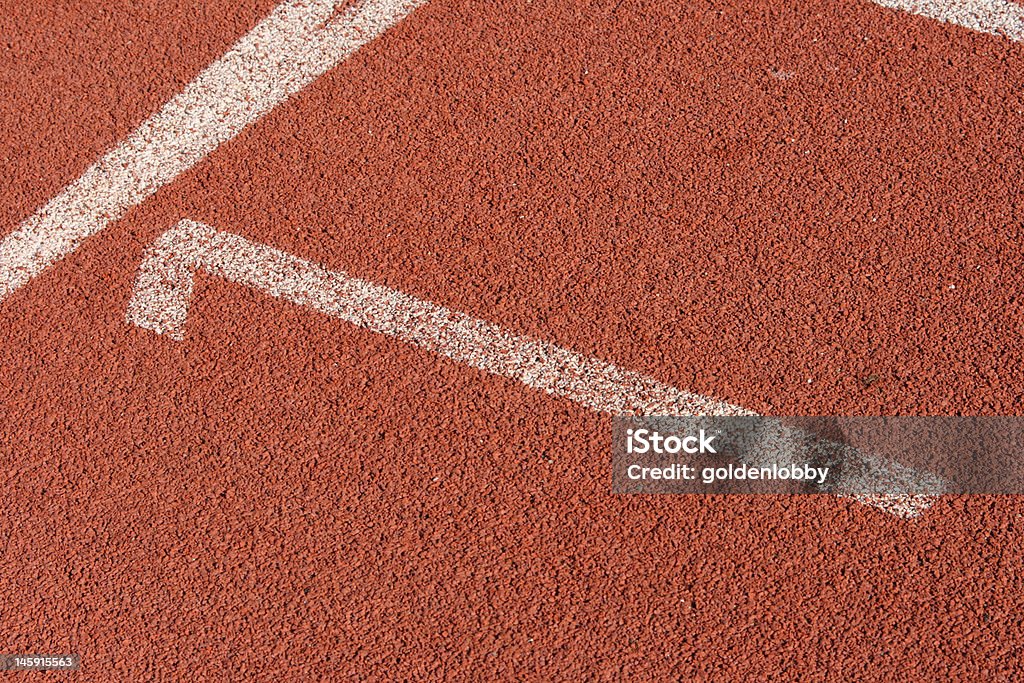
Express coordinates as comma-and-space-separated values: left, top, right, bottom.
870, 0, 1024, 41
0, 0, 425, 304
126, 220, 941, 518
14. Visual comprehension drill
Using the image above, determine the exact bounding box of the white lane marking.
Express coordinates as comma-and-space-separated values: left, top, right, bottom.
871, 0, 1024, 41
126, 220, 941, 518
0, 0, 425, 304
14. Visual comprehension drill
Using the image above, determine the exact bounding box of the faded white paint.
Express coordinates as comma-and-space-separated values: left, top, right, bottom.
871, 0, 1024, 41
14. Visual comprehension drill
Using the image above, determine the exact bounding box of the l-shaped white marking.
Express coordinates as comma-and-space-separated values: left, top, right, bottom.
126, 219, 941, 518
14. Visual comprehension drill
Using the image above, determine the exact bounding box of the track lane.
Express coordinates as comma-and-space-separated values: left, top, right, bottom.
1, 0, 1023, 678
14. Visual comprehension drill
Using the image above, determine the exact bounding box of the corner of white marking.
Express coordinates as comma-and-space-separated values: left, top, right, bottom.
125, 220, 219, 340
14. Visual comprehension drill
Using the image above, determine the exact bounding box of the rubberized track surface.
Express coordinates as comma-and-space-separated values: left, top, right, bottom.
1, 0, 1023, 679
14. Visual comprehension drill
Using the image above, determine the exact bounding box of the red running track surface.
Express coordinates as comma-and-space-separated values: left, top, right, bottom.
0, 0, 1022, 678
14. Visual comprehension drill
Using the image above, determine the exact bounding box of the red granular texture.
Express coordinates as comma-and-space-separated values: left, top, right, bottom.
1, 0, 1023, 679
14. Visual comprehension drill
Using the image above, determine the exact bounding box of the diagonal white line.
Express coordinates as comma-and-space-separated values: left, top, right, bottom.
126, 220, 942, 519
870, 0, 1024, 41
0, 0, 425, 304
